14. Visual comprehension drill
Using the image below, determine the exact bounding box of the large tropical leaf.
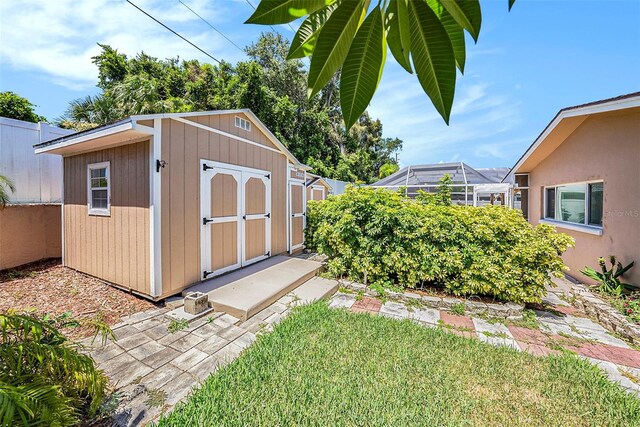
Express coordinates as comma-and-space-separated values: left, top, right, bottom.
340, 7, 386, 129
509, 0, 517, 11
427, 0, 465, 72
438, 0, 481, 42
245, 0, 335, 25
0, 175, 15, 209
385, 0, 412, 73
409, 0, 456, 124
287, 2, 339, 59
307, 0, 369, 97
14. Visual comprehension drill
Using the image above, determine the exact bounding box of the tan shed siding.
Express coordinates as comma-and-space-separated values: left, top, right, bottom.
63, 140, 150, 293
160, 114, 288, 296
0, 205, 61, 270
526, 111, 640, 285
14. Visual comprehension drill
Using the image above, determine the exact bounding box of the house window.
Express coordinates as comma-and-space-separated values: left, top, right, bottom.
235, 116, 251, 131
88, 162, 110, 216
544, 182, 603, 227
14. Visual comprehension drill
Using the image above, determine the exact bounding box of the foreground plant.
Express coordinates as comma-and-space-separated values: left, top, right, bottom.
247, 0, 516, 128
0, 311, 112, 426
581, 256, 635, 297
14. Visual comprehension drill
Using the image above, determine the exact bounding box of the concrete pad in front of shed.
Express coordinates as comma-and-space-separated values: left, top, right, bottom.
290, 276, 339, 305
205, 257, 323, 321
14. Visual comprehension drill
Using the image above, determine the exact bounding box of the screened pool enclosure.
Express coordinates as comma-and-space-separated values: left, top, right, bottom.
371, 162, 517, 208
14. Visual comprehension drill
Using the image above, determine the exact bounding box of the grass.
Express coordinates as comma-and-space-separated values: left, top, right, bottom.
157, 302, 640, 427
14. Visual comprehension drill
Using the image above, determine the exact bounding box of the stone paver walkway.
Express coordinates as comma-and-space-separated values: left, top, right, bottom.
88, 276, 640, 426
85, 293, 299, 426
328, 286, 640, 397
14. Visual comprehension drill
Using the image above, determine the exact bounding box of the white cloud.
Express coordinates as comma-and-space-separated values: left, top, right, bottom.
0, 0, 247, 89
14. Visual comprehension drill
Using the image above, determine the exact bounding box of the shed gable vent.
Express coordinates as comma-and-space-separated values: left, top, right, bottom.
235, 116, 251, 132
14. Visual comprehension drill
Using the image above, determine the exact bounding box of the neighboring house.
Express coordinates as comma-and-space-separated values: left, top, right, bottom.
371, 162, 512, 205
0, 117, 73, 270
505, 92, 640, 285
306, 173, 332, 201
34, 110, 318, 300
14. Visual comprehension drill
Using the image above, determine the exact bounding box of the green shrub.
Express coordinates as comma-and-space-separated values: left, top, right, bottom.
0, 311, 112, 426
306, 187, 574, 304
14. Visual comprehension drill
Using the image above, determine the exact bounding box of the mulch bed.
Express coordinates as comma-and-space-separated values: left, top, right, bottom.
0, 259, 157, 338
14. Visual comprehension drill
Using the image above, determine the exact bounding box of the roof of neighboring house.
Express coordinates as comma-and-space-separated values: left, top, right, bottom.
305, 173, 332, 191
372, 162, 508, 187
33, 110, 305, 167
504, 92, 640, 181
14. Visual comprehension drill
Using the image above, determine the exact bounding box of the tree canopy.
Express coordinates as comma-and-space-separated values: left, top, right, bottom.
0, 92, 46, 123
61, 35, 402, 183
247, 0, 516, 129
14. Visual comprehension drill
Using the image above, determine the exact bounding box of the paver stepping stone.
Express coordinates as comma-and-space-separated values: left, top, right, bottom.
585, 357, 640, 396
329, 293, 357, 309
167, 333, 205, 352
351, 296, 382, 314
234, 332, 257, 350
110, 361, 154, 388
170, 347, 209, 369
380, 301, 409, 319
473, 318, 520, 350
141, 347, 182, 369
128, 340, 167, 361
188, 355, 223, 381
140, 364, 184, 390
196, 335, 231, 355
163, 372, 198, 406
410, 307, 440, 325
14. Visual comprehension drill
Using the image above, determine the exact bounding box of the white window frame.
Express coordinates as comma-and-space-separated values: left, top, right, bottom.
234, 116, 251, 132
542, 180, 603, 235
87, 161, 111, 216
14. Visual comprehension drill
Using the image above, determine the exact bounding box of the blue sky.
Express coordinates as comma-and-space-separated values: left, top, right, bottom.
1, 0, 639, 169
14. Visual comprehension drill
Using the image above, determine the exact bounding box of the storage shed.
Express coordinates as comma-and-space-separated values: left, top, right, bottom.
34, 110, 312, 299
306, 173, 332, 201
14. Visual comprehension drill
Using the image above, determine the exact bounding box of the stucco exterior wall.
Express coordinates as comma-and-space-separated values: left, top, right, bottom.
526, 111, 640, 285
0, 204, 61, 270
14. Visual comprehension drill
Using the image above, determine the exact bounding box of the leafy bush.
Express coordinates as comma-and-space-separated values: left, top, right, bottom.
0, 311, 112, 426
306, 187, 574, 304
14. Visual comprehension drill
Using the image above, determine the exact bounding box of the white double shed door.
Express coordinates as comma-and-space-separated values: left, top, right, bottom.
200, 160, 271, 279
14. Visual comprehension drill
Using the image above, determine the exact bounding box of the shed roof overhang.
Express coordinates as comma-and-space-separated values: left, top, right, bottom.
33, 119, 152, 156
505, 92, 640, 180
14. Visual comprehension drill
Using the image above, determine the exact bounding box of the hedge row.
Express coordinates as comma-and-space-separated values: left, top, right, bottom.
305, 187, 574, 304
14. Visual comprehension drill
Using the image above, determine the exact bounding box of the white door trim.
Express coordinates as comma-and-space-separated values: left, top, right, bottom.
200, 161, 242, 279
289, 179, 306, 253
241, 171, 271, 267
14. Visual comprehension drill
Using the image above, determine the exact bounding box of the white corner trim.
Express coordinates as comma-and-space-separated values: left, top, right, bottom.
150, 119, 163, 298
539, 218, 603, 236
61, 158, 65, 266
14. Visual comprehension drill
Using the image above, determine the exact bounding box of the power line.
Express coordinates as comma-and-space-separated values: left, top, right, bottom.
126, 0, 221, 64
177, 0, 245, 54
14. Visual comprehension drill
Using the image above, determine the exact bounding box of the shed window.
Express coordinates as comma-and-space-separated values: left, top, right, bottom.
235, 116, 251, 131
544, 182, 603, 228
88, 162, 110, 216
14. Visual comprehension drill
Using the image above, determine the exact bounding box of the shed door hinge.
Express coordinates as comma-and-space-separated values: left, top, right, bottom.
203, 163, 214, 171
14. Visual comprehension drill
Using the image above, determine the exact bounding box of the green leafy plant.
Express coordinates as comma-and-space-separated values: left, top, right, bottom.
0, 311, 112, 426
450, 302, 466, 316
246, 0, 516, 128
306, 187, 574, 304
581, 256, 635, 297
168, 318, 190, 333
0, 91, 47, 123
0, 174, 15, 209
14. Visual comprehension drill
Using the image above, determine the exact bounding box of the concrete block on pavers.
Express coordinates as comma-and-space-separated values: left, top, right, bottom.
380, 301, 409, 319
184, 292, 209, 315
141, 347, 182, 369
472, 318, 520, 350
328, 293, 357, 309
410, 308, 440, 325
165, 305, 214, 323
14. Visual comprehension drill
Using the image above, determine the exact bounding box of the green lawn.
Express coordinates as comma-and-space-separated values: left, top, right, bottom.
157, 302, 640, 427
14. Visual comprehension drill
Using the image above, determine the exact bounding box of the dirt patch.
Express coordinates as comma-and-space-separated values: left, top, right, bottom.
0, 259, 157, 338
